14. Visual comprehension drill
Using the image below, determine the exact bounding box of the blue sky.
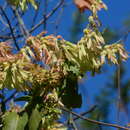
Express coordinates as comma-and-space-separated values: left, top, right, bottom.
1, 0, 130, 129
64, 0, 130, 128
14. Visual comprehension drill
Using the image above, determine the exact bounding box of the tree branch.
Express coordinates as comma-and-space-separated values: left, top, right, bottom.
73, 105, 97, 121
4, 90, 17, 103
0, 6, 20, 50
11, 6, 30, 39
62, 107, 129, 130
30, 0, 64, 33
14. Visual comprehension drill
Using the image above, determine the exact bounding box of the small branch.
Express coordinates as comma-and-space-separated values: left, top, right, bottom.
0, 35, 12, 39
68, 113, 78, 130
0, 6, 20, 50
11, 7, 30, 39
117, 57, 121, 129
1, 89, 6, 113
4, 90, 17, 103
0, 14, 9, 27
30, 0, 64, 33
73, 105, 97, 121
1, 0, 64, 40
54, 3, 64, 35
31, 0, 42, 27
43, 0, 48, 31
62, 107, 129, 130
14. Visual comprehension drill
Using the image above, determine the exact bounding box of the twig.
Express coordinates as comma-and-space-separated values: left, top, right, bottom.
68, 113, 78, 130
0, 14, 9, 27
4, 90, 17, 103
117, 57, 121, 129
54, 3, 64, 35
0, 6, 20, 50
97, 113, 103, 130
73, 105, 97, 121
11, 7, 30, 39
43, 0, 48, 31
31, 0, 42, 27
30, 0, 64, 33
3, 0, 64, 40
62, 107, 129, 130
0, 35, 12, 39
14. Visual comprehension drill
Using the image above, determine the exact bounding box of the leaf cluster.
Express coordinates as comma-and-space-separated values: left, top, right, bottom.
7, 0, 37, 10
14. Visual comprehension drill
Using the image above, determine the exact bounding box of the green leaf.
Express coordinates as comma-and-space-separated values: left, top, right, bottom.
17, 113, 28, 130
7, 0, 19, 6
14, 95, 32, 102
29, 108, 42, 130
3, 112, 19, 130
2, 112, 28, 130
28, 0, 37, 9
20, 0, 27, 10
80, 43, 86, 56
78, 49, 82, 60
87, 39, 92, 49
